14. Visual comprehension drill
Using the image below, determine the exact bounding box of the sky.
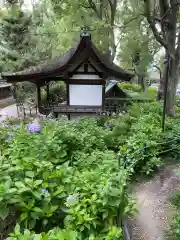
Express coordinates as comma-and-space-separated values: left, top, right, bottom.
0, 0, 33, 9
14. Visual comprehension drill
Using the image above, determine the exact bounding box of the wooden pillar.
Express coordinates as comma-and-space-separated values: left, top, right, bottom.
102, 81, 106, 107
66, 82, 69, 105
46, 83, 50, 104
36, 84, 41, 111
66, 82, 70, 120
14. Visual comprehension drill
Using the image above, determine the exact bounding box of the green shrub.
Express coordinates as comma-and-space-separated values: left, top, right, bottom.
41, 82, 66, 105
138, 87, 157, 100
167, 182, 180, 240
119, 83, 141, 93
118, 102, 166, 176
15, 82, 36, 102
7, 224, 123, 240
7, 225, 79, 240
1, 101, 180, 239
0, 120, 135, 239
103, 115, 132, 151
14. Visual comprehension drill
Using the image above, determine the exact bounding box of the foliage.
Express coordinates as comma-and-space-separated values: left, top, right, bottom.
1, 99, 180, 239
103, 115, 133, 151
139, 87, 157, 100
7, 225, 79, 240
119, 83, 157, 100
41, 82, 66, 106
119, 83, 141, 93
0, 5, 32, 72
0, 119, 135, 239
117, 0, 160, 76
167, 176, 180, 240
7, 224, 123, 240
119, 109, 163, 175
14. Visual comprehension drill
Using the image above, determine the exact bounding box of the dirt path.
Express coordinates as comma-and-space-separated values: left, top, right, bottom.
130, 165, 180, 240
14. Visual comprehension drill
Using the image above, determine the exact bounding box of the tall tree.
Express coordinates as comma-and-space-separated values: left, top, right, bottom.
142, 0, 180, 116
0, 1, 32, 72
117, 0, 160, 90
50, 0, 121, 62
81, 0, 119, 61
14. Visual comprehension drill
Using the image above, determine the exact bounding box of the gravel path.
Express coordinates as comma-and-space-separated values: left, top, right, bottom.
130, 165, 180, 240
0, 104, 18, 120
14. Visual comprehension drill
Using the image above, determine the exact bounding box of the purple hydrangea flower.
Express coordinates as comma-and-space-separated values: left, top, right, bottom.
27, 123, 41, 133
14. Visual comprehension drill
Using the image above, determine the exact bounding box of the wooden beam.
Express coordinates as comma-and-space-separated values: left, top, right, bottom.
46, 83, 50, 102
67, 79, 105, 85
66, 83, 69, 105
102, 82, 106, 106
36, 84, 41, 111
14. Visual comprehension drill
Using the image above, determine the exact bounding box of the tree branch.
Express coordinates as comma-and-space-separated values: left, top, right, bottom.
144, 0, 168, 49
87, 0, 101, 19
175, 31, 180, 65
161, 1, 180, 20
107, 0, 117, 25
113, 14, 144, 30
153, 65, 162, 79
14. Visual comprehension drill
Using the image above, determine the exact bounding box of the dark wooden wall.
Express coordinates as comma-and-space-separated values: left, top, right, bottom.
105, 85, 127, 98
0, 86, 11, 100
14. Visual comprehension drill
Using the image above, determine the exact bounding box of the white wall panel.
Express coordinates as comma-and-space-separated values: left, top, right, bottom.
69, 85, 102, 106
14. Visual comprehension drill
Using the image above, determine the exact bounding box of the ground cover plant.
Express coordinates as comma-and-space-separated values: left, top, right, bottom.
0, 119, 135, 239
166, 174, 180, 240
1, 101, 180, 239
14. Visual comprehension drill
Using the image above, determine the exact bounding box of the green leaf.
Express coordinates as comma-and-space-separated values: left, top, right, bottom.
102, 211, 108, 219
29, 219, 36, 229
14, 224, 20, 235
20, 212, 28, 221
42, 219, 48, 226
33, 207, 43, 213
32, 191, 42, 200
50, 205, 58, 212
25, 171, 35, 178
15, 181, 26, 189
33, 235, 42, 240
0, 203, 9, 220
34, 180, 43, 187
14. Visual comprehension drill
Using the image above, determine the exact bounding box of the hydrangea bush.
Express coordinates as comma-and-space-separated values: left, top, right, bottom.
1, 102, 179, 239
0, 118, 135, 240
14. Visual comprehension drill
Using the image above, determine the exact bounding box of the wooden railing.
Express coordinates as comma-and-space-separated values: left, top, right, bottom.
40, 97, 153, 116
41, 104, 124, 115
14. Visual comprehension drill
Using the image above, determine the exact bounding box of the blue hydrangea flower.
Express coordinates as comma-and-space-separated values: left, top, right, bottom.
66, 193, 78, 206
42, 189, 48, 194
41, 189, 50, 197
14, 124, 20, 130
27, 123, 41, 133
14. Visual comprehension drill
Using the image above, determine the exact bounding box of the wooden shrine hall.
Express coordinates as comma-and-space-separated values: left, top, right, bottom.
2, 30, 134, 119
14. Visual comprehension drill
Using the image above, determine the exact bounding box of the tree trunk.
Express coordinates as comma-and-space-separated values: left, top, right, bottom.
138, 75, 146, 91
157, 65, 166, 101
143, 0, 179, 116
157, 77, 164, 101
165, 58, 177, 116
